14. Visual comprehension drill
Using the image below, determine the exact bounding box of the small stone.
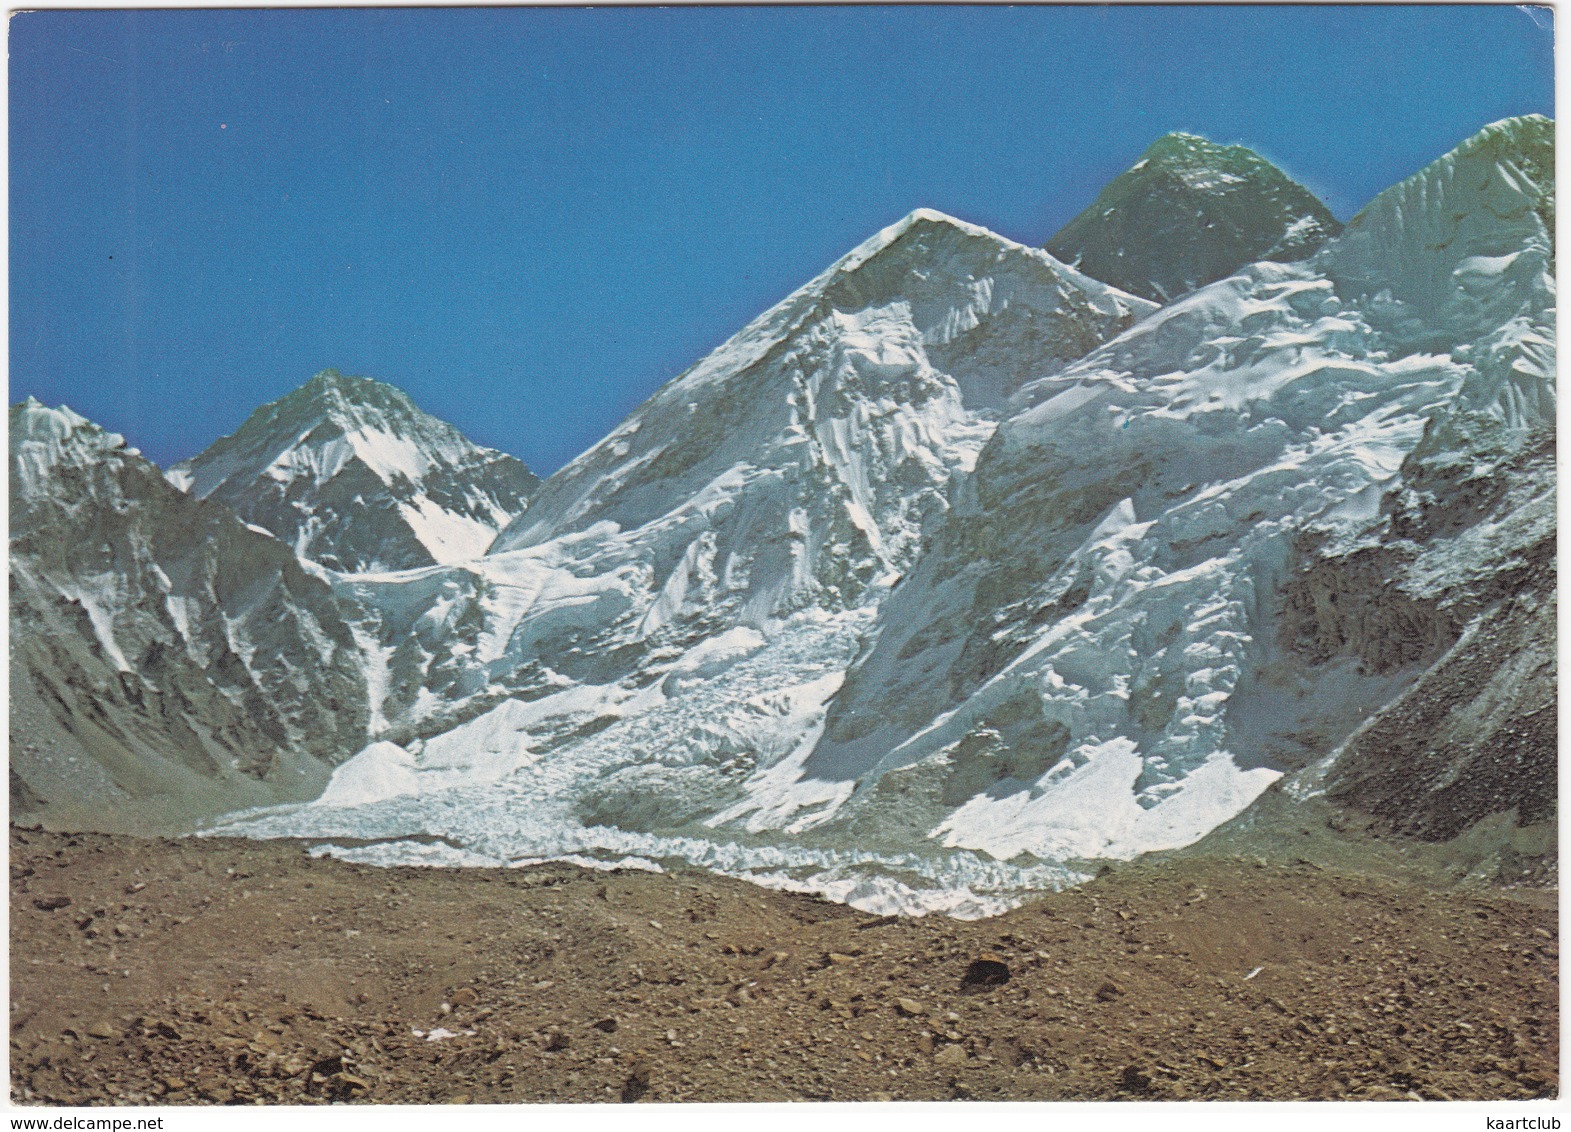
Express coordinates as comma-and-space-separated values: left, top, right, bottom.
329, 1072, 371, 1098
896, 997, 926, 1017
828, 952, 856, 966
961, 954, 1010, 990
33, 896, 71, 912
86, 1021, 117, 1040
1120, 1065, 1153, 1093
543, 1030, 570, 1052
1096, 980, 1125, 1002
934, 1043, 969, 1066
915, 1032, 935, 1055
621, 1061, 652, 1103
592, 1017, 619, 1033
451, 987, 479, 1007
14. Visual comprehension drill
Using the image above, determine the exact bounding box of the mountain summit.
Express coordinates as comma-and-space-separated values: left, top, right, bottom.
169, 371, 539, 572
1045, 132, 1342, 302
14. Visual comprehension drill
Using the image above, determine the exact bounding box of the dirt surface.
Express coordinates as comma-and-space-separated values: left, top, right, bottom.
9, 825, 1558, 1105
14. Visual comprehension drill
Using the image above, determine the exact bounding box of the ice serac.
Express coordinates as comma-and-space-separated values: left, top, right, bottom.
9, 399, 370, 832
169, 370, 539, 573
1045, 132, 1342, 302
751, 116, 1553, 866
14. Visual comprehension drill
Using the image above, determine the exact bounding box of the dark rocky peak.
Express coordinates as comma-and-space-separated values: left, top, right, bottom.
1045, 132, 1342, 302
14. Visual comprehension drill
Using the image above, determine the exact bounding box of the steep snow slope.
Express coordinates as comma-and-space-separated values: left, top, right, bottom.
169, 370, 538, 572
352, 210, 1152, 735
1046, 132, 1342, 302
1316, 114, 1554, 422
10, 399, 369, 831
727, 116, 1553, 866
499, 210, 1154, 555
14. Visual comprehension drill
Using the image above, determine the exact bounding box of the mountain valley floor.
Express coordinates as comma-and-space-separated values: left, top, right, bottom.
8, 822, 1557, 1105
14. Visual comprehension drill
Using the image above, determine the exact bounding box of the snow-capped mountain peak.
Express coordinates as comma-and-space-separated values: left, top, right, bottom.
12, 397, 130, 481
1316, 114, 1553, 389
747, 115, 1553, 876
169, 370, 539, 572
496, 208, 1155, 559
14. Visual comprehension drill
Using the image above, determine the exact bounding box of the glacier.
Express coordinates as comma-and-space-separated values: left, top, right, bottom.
16, 119, 1554, 916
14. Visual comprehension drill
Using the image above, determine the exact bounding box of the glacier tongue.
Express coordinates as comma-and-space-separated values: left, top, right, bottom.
83, 118, 1559, 914
214, 607, 1089, 918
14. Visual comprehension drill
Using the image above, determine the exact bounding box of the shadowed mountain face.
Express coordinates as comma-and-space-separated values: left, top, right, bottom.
10, 400, 369, 831
1045, 132, 1343, 302
169, 370, 539, 573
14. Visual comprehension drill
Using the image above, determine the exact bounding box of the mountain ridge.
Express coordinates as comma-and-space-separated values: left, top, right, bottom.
10, 398, 370, 831
170, 369, 539, 573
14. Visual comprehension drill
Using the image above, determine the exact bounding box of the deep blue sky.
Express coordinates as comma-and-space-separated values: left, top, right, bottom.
11, 6, 1555, 474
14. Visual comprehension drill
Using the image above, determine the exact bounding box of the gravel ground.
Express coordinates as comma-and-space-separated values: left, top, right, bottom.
9, 825, 1558, 1105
